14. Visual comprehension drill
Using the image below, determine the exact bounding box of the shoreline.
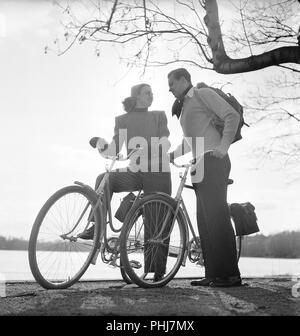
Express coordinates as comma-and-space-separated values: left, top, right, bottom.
1, 277, 299, 316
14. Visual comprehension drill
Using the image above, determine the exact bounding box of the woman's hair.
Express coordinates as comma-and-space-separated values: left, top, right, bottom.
122, 83, 149, 113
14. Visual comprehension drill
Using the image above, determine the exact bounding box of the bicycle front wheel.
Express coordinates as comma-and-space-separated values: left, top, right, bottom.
28, 185, 102, 289
120, 194, 187, 288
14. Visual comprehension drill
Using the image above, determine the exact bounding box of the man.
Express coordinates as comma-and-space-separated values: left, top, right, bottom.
167, 68, 242, 287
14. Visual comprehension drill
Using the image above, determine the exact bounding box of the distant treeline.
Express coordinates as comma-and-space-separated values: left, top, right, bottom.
1, 231, 300, 258
0, 236, 89, 252
0, 236, 29, 251
240, 231, 300, 258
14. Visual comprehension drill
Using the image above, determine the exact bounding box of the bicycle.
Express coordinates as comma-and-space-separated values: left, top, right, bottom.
120, 150, 243, 288
28, 149, 141, 289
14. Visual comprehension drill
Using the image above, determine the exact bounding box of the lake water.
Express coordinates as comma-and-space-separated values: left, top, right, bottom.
0, 250, 300, 282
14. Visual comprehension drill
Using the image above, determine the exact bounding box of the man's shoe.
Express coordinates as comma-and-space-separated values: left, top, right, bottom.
77, 225, 95, 240
209, 276, 242, 288
190, 278, 214, 286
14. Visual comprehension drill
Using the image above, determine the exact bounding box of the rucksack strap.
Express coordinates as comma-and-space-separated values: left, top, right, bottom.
193, 88, 218, 119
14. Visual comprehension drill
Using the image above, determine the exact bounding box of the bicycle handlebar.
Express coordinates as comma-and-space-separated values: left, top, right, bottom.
171, 150, 214, 168
101, 147, 214, 168
100, 147, 142, 162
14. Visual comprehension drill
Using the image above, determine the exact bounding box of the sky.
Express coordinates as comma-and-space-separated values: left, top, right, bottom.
0, 0, 299, 239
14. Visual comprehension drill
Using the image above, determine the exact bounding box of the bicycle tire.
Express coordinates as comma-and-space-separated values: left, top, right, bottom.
120, 193, 187, 288
236, 235, 242, 261
28, 185, 102, 289
230, 216, 243, 262
120, 260, 132, 284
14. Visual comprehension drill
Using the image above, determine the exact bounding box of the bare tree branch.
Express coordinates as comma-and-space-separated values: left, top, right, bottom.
51, 0, 300, 172
106, 0, 118, 31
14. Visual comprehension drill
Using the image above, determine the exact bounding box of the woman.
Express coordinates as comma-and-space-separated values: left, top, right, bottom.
79, 83, 172, 281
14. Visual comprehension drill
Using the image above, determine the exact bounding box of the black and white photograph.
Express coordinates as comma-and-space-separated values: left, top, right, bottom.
0, 0, 300, 320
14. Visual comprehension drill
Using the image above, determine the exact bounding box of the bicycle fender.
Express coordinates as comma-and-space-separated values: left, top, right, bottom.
146, 191, 177, 206
74, 181, 96, 195
143, 192, 189, 236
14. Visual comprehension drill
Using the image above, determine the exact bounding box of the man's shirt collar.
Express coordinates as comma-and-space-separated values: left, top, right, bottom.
185, 87, 194, 98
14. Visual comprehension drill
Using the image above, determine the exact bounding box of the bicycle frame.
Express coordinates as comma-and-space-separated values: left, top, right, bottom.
174, 161, 198, 240
154, 152, 213, 267
164, 150, 241, 267
85, 150, 143, 266
171, 163, 199, 266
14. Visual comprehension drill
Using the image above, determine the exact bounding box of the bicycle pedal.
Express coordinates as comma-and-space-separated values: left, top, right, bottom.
108, 260, 118, 267
130, 260, 142, 269
196, 260, 205, 267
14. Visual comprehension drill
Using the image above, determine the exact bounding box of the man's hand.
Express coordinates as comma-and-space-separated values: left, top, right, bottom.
211, 145, 228, 159
89, 137, 99, 148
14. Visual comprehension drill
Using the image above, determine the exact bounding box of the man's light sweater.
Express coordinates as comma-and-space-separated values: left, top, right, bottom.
173, 87, 240, 159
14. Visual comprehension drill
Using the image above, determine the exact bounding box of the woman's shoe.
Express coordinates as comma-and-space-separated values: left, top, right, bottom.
154, 273, 164, 282
190, 278, 214, 286
77, 225, 95, 240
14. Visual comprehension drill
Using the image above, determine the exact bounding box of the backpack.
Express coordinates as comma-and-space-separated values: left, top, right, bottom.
196, 82, 249, 143
229, 202, 259, 236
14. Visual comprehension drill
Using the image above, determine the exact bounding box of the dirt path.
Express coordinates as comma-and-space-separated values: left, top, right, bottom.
1, 277, 299, 316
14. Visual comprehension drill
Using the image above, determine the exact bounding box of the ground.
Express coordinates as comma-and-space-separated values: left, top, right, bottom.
0, 277, 299, 316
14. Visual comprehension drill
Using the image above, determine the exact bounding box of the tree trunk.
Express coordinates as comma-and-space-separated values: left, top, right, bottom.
204, 0, 300, 74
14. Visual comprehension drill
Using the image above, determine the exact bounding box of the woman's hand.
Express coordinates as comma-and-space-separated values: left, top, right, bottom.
89, 137, 99, 148
89, 137, 108, 149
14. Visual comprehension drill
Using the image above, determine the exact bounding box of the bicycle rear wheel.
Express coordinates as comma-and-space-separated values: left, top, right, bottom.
236, 235, 243, 261
120, 194, 187, 288
120, 261, 132, 284
28, 185, 102, 289
230, 216, 243, 261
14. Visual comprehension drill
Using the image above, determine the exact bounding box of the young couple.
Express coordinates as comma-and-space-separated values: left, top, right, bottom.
80, 68, 242, 288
